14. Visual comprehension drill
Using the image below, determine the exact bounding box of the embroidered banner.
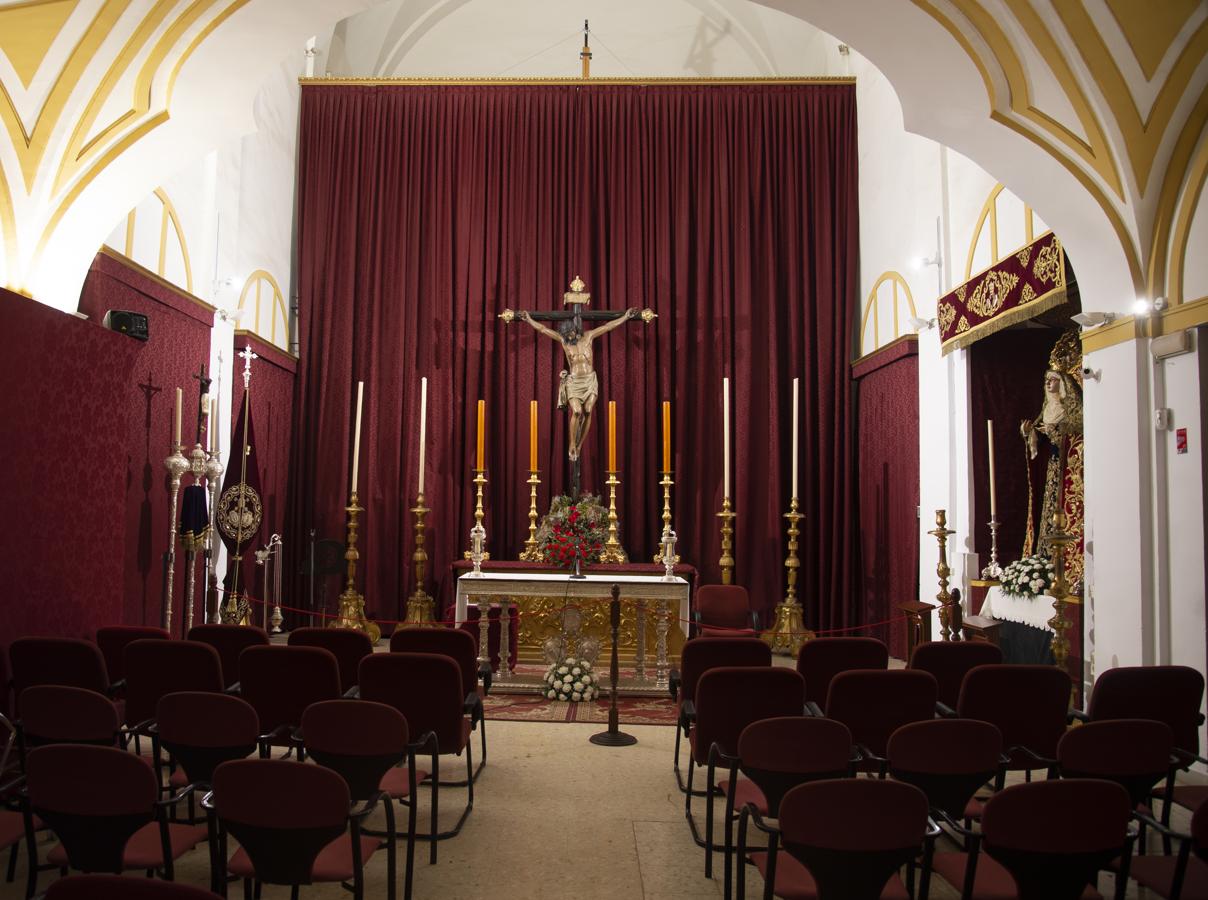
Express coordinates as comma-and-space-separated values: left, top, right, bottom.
939, 232, 1068, 355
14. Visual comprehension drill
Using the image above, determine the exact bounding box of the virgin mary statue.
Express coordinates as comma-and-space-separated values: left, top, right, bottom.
1019, 330, 1084, 593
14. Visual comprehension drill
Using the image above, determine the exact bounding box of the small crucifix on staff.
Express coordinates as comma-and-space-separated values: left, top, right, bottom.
501, 277, 654, 492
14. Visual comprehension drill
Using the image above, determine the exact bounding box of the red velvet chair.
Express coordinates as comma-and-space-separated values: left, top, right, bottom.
955, 663, 1072, 774
359, 652, 473, 863
8, 637, 115, 706
1073, 665, 1207, 830
287, 627, 375, 696
738, 778, 933, 900
123, 640, 225, 734
979, 780, 1133, 900
715, 716, 853, 900
185, 625, 269, 691
208, 758, 382, 900
390, 627, 488, 781
820, 669, 939, 769
95, 626, 169, 688
908, 640, 1003, 710
24, 745, 205, 896
671, 637, 771, 792
153, 691, 259, 832
303, 699, 426, 900
17, 685, 123, 763
237, 645, 341, 757
1126, 798, 1208, 899
795, 636, 889, 710
693, 585, 759, 637
45, 874, 221, 899
687, 666, 805, 873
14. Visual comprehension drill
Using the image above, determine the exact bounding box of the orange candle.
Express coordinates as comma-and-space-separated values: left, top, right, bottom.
662, 400, 671, 473
529, 400, 538, 471
608, 400, 617, 471
476, 399, 485, 470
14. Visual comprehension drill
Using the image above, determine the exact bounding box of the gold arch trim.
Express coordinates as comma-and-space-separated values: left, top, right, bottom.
151, 187, 193, 294
1164, 120, 1208, 307
861, 270, 918, 352
237, 269, 289, 349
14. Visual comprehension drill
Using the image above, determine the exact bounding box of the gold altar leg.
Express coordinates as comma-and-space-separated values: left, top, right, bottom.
498, 599, 512, 680
635, 599, 647, 681
655, 598, 671, 688
477, 602, 491, 670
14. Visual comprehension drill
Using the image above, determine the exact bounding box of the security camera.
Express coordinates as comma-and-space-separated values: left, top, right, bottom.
1081, 365, 1101, 382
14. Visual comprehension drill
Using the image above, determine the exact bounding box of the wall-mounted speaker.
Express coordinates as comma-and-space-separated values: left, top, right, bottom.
103, 309, 149, 341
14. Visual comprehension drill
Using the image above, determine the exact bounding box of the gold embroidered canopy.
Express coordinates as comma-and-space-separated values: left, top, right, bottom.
938, 233, 1068, 355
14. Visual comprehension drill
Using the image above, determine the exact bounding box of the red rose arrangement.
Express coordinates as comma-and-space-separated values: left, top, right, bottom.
539, 496, 607, 568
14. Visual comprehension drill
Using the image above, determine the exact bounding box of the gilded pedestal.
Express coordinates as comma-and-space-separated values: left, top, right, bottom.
929, 510, 956, 641
330, 491, 381, 643
764, 497, 813, 656
717, 496, 735, 585
403, 496, 434, 625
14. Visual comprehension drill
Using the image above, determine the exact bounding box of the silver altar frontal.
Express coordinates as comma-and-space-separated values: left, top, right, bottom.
455, 571, 690, 696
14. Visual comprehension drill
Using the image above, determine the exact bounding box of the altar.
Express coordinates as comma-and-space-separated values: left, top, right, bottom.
978, 585, 1083, 702
453, 564, 692, 696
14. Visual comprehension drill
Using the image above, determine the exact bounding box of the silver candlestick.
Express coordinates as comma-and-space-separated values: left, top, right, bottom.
981, 514, 1004, 580
468, 522, 486, 577
661, 529, 678, 580
163, 443, 189, 633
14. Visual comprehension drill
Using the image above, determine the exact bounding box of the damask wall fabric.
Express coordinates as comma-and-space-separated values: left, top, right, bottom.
0, 287, 138, 650
78, 251, 214, 632
938, 233, 1068, 355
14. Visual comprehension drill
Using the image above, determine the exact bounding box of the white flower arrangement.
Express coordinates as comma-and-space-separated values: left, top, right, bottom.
543, 657, 600, 702
1000, 554, 1056, 598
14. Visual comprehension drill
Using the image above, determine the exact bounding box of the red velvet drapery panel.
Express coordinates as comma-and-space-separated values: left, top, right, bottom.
291, 82, 859, 630
853, 338, 919, 659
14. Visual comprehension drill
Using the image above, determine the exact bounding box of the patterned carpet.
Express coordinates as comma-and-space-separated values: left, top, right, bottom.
482, 693, 678, 726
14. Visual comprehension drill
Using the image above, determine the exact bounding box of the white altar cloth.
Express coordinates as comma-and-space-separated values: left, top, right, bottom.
981, 585, 1054, 632
454, 571, 690, 627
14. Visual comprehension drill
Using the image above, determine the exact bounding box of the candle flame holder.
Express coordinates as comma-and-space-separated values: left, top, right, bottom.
717, 496, 736, 584
653, 472, 678, 564
600, 471, 627, 563
464, 469, 490, 561
404, 495, 434, 625
519, 471, 543, 562
763, 496, 813, 655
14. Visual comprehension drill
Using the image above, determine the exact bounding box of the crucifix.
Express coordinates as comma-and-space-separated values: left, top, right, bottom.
192, 363, 211, 446
501, 276, 655, 496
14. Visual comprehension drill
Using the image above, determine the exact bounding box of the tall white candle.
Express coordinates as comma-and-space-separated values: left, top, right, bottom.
987, 419, 997, 517
417, 376, 428, 495
351, 381, 364, 494
791, 377, 799, 498
722, 376, 731, 498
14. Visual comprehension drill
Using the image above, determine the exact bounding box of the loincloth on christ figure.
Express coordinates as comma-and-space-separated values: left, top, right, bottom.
558, 370, 598, 409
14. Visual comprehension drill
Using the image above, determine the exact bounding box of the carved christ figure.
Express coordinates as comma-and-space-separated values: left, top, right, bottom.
518, 307, 639, 460
502, 277, 653, 463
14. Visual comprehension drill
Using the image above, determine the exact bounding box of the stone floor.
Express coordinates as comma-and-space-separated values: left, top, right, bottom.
2, 718, 1198, 898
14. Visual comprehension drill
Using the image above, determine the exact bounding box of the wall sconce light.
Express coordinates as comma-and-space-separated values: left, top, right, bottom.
1071, 312, 1116, 327
908, 316, 937, 331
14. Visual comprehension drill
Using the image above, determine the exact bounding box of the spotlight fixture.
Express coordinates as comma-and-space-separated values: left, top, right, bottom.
1071, 312, 1116, 328
908, 316, 937, 331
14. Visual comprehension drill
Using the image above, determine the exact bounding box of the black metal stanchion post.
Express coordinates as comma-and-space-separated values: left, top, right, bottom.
590, 584, 637, 747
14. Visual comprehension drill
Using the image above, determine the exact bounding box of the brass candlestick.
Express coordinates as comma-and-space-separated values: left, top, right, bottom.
717, 496, 736, 584
519, 471, 542, 561
653, 472, 678, 563
600, 471, 626, 563
403, 495, 433, 625
929, 509, 956, 641
1044, 509, 1076, 704
464, 469, 490, 560
330, 491, 381, 642
764, 497, 812, 655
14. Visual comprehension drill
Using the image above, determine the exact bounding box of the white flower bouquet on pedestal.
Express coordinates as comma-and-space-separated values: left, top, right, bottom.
1000, 554, 1056, 598
543, 658, 600, 702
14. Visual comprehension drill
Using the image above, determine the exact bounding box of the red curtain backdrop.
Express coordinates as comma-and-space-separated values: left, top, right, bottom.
853, 338, 919, 658
78, 251, 214, 631
0, 287, 138, 651
969, 330, 1062, 566
292, 82, 860, 631
227, 332, 296, 622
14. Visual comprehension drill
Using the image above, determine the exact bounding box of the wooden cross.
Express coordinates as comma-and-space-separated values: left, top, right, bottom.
192, 363, 211, 445
499, 275, 656, 334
